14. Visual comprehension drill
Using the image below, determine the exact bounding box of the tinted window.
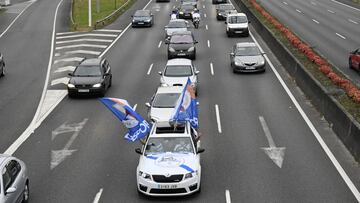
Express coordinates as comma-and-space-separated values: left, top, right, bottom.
145, 137, 194, 154
134, 10, 150, 17
170, 35, 193, 44
2, 168, 11, 191
181, 4, 194, 10
73, 66, 102, 76
165, 65, 193, 77
235, 46, 261, 56
168, 21, 187, 28
6, 160, 21, 178
229, 16, 247, 23
152, 93, 180, 108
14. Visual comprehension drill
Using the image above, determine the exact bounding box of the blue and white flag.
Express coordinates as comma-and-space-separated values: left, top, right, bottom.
100, 98, 151, 142
171, 78, 199, 129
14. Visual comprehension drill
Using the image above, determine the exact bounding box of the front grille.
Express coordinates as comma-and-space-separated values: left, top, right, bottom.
231, 28, 246, 32
75, 84, 92, 88
152, 174, 184, 183
150, 188, 187, 194
244, 62, 256, 66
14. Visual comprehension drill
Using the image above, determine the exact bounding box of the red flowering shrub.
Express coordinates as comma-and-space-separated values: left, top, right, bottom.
319, 65, 332, 75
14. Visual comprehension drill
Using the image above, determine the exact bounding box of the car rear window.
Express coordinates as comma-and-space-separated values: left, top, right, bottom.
170, 35, 193, 44
236, 46, 261, 56
165, 65, 193, 77
134, 10, 149, 17
228, 16, 247, 23
73, 66, 102, 76
153, 93, 180, 108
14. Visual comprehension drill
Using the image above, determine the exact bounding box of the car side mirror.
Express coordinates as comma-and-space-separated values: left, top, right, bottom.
68, 73, 73, 76
158, 71, 162, 75
6, 187, 17, 194
197, 148, 205, 154
165, 39, 169, 44
195, 70, 200, 75
135, 148, 142, 155
230, 52, 235, 57
145, 102, 151, 108
194, 41, 198, 44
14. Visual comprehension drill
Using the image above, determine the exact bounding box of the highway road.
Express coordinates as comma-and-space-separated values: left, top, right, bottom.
2, 0, 360, 202
256, 0, 360, 85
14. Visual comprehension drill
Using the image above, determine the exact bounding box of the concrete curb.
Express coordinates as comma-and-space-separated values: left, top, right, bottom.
233, 0, 360, 160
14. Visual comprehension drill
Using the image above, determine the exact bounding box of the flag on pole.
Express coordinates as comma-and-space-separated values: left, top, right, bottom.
100, 98, 151, 142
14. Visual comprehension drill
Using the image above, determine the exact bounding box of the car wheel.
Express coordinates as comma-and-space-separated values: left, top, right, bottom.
22, 182, 29, 203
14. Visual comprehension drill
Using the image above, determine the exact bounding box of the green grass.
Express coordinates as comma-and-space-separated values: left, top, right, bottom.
72, 0, 130, 30
242, 0, 360, 122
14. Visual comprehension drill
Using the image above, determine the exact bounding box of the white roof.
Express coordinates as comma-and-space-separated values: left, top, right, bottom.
228, 12, 247, 17
236, 42, 256, 47
166, 58, 192, 66
156, 85, 184, 94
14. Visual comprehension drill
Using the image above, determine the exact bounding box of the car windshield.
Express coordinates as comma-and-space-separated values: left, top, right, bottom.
134, 10, 149, 17
145, 137, 194, 155
152, 93, 180, 108
235, 46, 261, 56
181, 5, 194, 10
165, 65, 193, 77
228, 16, 247, 23
167, 21, 186, 28
170, 35, 193, 44
73, 65, 102, 77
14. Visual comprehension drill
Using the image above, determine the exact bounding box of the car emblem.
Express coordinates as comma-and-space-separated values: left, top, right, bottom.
165, 173, 171, 177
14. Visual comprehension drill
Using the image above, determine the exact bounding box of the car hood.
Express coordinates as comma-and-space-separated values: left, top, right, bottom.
166, 28, 187, 36
138, 153, 199, 175
161, 76, 196, 86
69, 77, 102, 85
150, 107, 174, 121
235, 55, 264, 65
228, 22, 248, 29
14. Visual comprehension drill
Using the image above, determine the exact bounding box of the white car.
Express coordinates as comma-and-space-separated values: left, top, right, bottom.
145, 86, 183, 122
225, 13, 249, 37
135, 121, 204, 196
159, 59, 199, 95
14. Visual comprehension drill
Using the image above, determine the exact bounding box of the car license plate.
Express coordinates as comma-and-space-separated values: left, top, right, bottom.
158, 184, 177, 189
138, 22, 144, 24
78, 89, 89, 92
235, 31, 243, 33
178, 53, 186, 56
246, 67, 255, 70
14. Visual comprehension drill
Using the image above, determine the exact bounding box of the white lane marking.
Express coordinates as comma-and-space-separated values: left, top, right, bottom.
38, 90, 67, 123
250, 32, 360, 202
203, 5, 205, 9
56, 44, 107, 50
147, 63, 153, 75
327, 9, 335, 14
54, 57, 84, 64
55, 53, 60, 57
335, 32, 346, 39
206, 24, 208, 30
65, 50, 101, 55
56, 31, 77, 36
210, 62, 214, 75
207, 40, 210, 48
310, 1, 317, 5
225, 190, 231, 203
54, 66, 76, 73
282, 1, 288, 5
348, 19, 358, 24
158, 40, 162, 48
133, 104, 137, 111
296, 9, 302, 13
173, 5, 175, 9
51, 77, 70, 86
96, 29, 122, 32
204, 13, 207, 18
56, 33, 117, 40
215, 104, 222, 134
4, 0, 67, 155
99, 0, 153, 58
312, 19, 320, 24
56, 38, 113, 44
0, 0, 35, 39
331, 0, 360, 12
93, 188, 103, 203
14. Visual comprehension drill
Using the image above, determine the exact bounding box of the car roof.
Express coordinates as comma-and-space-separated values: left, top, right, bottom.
228, 13, 246, 17
80, 58, 102, 66
236, 42, 256, 47
156, 85, 184, 94
166, 58, 192, 66
134, 10, 150, 15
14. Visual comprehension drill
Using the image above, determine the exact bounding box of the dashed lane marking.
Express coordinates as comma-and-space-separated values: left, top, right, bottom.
312, 19, 320, 24
93, 188, 103, 203
204, 13, 207, 18
158, 40, 162, 48
207, 40, 210, 48
147, 63, 153, 75
296, 9, 302, 13
225, 190, 231, 203
348, 19, 358, 24
282, 1, 288, 5
210, 62, 214, 76
206, 24, 208, 30
327, 9, 335, 14
335, 32, 346, 39
56, 44, 107, 50
215, 104, 222, 134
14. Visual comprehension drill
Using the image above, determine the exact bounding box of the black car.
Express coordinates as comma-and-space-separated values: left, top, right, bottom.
178, 4, 196, 19
132, 10, 154, 27
67, 58, 112, 97
216, 4, 236, 20
212, 0, 227, 4
166, 33, 198, 60
0, 52, 5, 77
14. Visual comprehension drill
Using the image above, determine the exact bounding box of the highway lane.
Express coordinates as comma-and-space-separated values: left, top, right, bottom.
256, 0, 360, 85
8, 0, 360, 202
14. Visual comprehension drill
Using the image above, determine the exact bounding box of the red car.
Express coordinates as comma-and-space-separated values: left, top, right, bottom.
349, 48, 360, 71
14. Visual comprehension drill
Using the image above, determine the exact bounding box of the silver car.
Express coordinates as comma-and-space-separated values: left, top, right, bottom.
0, 53, 5, 77
164, 19, 189, 40
230, 42, 266, 73
159, 59, 199, 95
0, 154, 29, 203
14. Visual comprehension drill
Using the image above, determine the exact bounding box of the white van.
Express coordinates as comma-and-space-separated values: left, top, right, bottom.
225, 13, 249, 37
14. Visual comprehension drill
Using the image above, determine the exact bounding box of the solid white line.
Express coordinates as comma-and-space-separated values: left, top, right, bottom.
348, 19, 358, 24
210, 62, 214, 75
147, 63, 153, 75
250, 32, 360, 202
158, 40, 162, 48
93, 188, 103, 203
133, 104, 137, 111
335, 32, 346, 39
215, 104, 222, 134
56, 44, 107, 50
225, 190, 231, 203
327, 9, 335, 14
4, 0, 66, 155
282, 1, 288, 5
331, 0, 360, 12
296, 9, 302, 13
310, 1, 317, 5
204, 13, 207, 18
56, 33, 117, 40
96, 29, 122, 32
64, 50, 101, 55
207, 40, 210, 48
205, 24, 208, 30
312, 19, 320, 24
0, 0, 35, 38
56, 38, 113, 44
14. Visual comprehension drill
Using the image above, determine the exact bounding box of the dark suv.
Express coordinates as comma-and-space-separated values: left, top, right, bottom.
166, 33, 198, 60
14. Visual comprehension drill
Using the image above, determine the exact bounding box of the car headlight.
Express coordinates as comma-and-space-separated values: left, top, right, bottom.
160, 77, 165, 84
92, 83, 102, 88
145, 19, 151, 22
184, 170, 198, 179
235, 61, 244, 66
258, 59, 265, 66
138, 171, 151, 180
67, 84, 75, 88
187, 47, 194, 52
169, 47, 176, 52
179, 11, 184, 14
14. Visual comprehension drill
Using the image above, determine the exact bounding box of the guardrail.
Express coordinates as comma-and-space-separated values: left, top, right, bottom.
233, 0, 360, 160
94, 0, 132, 29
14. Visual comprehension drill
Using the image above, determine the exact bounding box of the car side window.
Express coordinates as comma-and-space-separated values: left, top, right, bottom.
190, 127, 198, 148
6, 160, 21, 181
2, 167, 11, 191
101, 62, 107, 74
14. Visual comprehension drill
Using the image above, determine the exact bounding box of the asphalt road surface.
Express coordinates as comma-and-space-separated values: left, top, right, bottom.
2, 0, 360, 202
